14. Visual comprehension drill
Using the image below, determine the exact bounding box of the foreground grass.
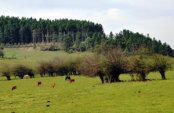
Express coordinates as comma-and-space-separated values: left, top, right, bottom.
0, 73, 174, 113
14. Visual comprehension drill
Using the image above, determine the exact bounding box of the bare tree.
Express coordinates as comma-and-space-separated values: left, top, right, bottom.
78, 47, 128, 83
77, 54, 106, 83
102, 48, 127, 82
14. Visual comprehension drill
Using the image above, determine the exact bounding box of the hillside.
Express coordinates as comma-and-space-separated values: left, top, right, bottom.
0, 16, 173, 56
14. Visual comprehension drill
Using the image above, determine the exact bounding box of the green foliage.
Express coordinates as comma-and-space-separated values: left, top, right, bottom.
85, 37, 94, 49
0, 48, 173, 83
106, 29, 174, 56
129, 56, 152, 81
101, 48, 128, 82
1, 16, 173, 56
0, 16, 104, 52
78, 47, 128, 83
1, 64, 11, 80
152, 54, 172, 79
78, 46, 173, 83
152, 55, 172, 71
79, 42, 86, 52
38, 56, 79, 77
40, 44, 60, 51
74, 32, 81, 50
63, 34, 73, 51
0, 43, 4, 49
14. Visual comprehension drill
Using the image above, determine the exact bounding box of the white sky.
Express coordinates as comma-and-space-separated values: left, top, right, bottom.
0, 0, 174, 48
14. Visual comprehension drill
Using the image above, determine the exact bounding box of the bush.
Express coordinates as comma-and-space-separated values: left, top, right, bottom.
79, 42, 86, 52
0, 44, 4, 49
38, 57, 79, 77
2, 70, 11, 80
37, 62, 48, 77
40, 45, 59, 51
1, 64, 11, 80
77, 48, 129, 83
152, 54, 172, 80
128, 55, 153, 81
13, 65, 34, 79
104, 48, 128, 82
0, 49, 4, 58
77, 54, 106, 83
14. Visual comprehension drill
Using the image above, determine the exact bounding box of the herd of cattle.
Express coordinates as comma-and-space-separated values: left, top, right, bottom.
11, 76, 75, 91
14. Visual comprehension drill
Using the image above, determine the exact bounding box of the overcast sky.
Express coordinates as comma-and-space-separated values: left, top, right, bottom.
0, 0, 174, 48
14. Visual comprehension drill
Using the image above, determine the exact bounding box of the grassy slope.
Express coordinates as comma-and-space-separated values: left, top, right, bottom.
0, 48, 89, 73
0, 74, 174, 113
0, 48, 174, 113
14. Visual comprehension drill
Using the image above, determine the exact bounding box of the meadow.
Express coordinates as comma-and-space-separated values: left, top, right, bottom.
0, 48, 174, 113
0, 48, 89, 73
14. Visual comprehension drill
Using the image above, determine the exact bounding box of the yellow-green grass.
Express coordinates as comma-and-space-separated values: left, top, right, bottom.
0, 72, 174, 113
0, 48, 174, 113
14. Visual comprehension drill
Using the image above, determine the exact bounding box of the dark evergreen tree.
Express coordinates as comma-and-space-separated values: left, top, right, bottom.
0, 16, 173, 56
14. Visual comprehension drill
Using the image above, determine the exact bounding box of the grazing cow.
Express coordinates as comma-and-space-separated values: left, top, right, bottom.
11, 85, 17, 91
51, 82, 56, 88
69, 79, 75, 83
37, 81, 42, 86
46, 105, 50, 107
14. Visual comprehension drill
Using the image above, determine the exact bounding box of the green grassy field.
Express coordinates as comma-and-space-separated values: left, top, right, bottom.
0, 48, 89, 73
0, 48, 174, 113
1, 74, 174, 113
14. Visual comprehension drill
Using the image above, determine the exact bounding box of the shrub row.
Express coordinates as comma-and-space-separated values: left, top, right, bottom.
77, 48, 172, 83
1, 64, 34, 80
0, 48, 172, 83
37, 57, 79, 77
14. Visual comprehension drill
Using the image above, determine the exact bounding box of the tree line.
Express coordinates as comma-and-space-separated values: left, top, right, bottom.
1, 47, 172, 83
0, 16, 173, 56
78, 47, 172, 83
0, 15, 104, 51
106, 30, 174, 56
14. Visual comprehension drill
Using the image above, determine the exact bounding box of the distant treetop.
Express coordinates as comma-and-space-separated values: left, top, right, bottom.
0, 16, 173, 56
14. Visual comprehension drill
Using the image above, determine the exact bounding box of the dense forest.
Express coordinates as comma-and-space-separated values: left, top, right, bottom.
0, 16, 173, 56
107, 30, 174, 56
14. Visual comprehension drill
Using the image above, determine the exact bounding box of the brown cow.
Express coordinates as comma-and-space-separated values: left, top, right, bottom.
37, 81, 42, 86
11, 85, 17, 91
51, 82, 56, 88
69, 79, 75, 83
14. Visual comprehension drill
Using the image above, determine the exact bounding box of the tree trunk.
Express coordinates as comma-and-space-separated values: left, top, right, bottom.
140, 73, 146, 81
32, 29, 37, 49
111, 74, 120, 82
42, 32, 44, 43
99, 74, 104, 84
105, 74, 111, 83
6, 76, 11, 80
160, 70, 166, 80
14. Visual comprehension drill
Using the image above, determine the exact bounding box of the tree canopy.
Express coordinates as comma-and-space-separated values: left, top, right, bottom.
0, 16, 173, 56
